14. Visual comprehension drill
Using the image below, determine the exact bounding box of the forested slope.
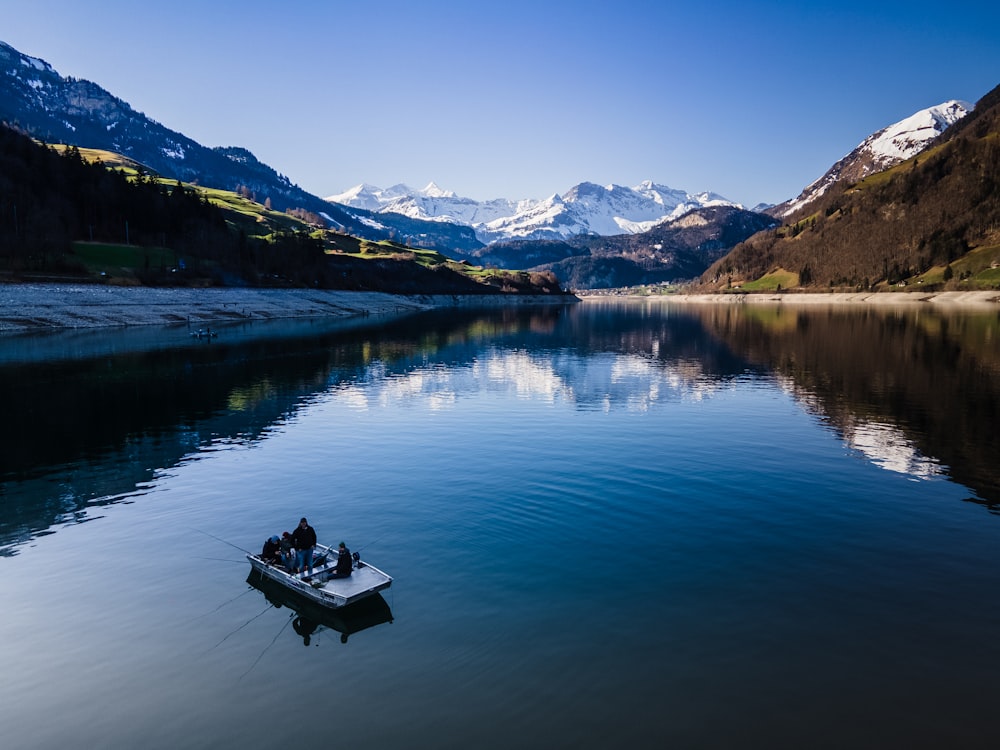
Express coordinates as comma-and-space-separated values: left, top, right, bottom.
698, 84, 1000, 292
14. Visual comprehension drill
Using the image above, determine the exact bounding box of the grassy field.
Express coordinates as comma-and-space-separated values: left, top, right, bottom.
910, 243, 1000, 288
740, 268, 799, 291
331, 236, 542, 286
51, 144, 344, 248
50, 144, 148, 174
35, 145, 555, 291
72, 242, 178, 273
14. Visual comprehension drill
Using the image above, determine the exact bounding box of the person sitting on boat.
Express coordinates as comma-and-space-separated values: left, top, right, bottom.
330, 541, 353, 578
261, 535, 282, 565
291, 517, 317, 579
279, 531, 296, 571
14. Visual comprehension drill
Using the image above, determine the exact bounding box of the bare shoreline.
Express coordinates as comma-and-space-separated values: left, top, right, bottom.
0, 283, 575, 333
580, 290, 1000, 307
2, 284, 998, 334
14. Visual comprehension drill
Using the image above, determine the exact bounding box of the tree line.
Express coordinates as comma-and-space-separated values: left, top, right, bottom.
0, 125, 567, 295
0, 125, 336, 286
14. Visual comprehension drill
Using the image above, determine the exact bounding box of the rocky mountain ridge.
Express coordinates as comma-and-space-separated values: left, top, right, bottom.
327, 179, 737, 244
476, 205, 777, 289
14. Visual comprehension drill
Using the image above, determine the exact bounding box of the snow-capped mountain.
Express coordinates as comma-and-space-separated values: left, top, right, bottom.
328, 182, 529, 228
326, 180, 739, 244
775, 100, 971, 218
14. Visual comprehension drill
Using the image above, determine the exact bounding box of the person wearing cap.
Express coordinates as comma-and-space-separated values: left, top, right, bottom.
290, 517, 317, 579
261, 535, 282, 565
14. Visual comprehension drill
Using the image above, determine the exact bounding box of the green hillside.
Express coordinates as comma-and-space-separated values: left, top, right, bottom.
697, 83, 1000, 293
0, 130, 565, 295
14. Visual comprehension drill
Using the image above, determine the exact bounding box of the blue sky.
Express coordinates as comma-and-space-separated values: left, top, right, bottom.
2, 0, 998, 206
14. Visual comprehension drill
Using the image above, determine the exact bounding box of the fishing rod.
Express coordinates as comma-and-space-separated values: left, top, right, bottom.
317, 534, 387, 571
193, 528, 254, 556
353, 534, 387, 555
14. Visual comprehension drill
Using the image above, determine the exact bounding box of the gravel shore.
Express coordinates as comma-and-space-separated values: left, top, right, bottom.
3, 285, 996, 334
0, 284, 575, 333
582, 290, 1000, 307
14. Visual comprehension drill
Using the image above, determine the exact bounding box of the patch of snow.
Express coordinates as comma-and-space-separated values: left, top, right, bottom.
865, 100, 971, 163
778, 100, 971, 218
318, 212, 345, 230
21, 56, 49, 73
358, 215, 388, 230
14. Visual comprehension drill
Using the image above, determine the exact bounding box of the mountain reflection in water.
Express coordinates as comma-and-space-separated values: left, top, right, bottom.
2, 299, 998, 554
688, 302, 1000, 510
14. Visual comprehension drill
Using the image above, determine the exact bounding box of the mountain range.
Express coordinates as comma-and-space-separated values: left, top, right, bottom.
326, 100, 972, 250
469, 205, 778, 289
321, 101, 975, 288
327, 180, 738, 244
1, 37, 992, 292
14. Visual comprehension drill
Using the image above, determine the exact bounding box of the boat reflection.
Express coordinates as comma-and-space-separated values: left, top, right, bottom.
245, 571, 393, 646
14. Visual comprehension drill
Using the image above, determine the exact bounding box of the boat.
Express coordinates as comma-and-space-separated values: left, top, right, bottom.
190, 328, 218, 339
245, 571, 393, 645
246, 542, 392, 609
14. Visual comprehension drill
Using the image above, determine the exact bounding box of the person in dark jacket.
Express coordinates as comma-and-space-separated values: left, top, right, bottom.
261, 535, 282, 565
290, 517, 317, 579
331, 541, 353, 578
279, 531, 295, 571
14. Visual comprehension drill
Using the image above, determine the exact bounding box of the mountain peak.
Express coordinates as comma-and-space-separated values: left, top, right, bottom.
864, 100, 972, 163
0, 41, 56, 77
419, 181, 456, 199
774, 99, 972, 218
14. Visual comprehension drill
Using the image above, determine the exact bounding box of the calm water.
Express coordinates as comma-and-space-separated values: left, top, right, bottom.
1, 299, 999, 749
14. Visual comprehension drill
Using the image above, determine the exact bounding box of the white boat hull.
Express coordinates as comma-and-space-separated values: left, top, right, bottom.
246, 543, 392, 609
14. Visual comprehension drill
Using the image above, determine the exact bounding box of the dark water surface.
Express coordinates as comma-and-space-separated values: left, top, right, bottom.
2, 299, 999, 749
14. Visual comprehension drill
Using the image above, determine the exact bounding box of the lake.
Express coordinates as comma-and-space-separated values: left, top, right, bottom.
1, 298, 999, 749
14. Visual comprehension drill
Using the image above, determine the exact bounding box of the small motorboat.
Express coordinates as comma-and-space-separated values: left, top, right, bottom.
246, 542, 392, 609
190, 328, 218, 339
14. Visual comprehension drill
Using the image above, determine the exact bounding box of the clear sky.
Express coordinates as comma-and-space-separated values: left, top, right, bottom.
2, 0, 998, 206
